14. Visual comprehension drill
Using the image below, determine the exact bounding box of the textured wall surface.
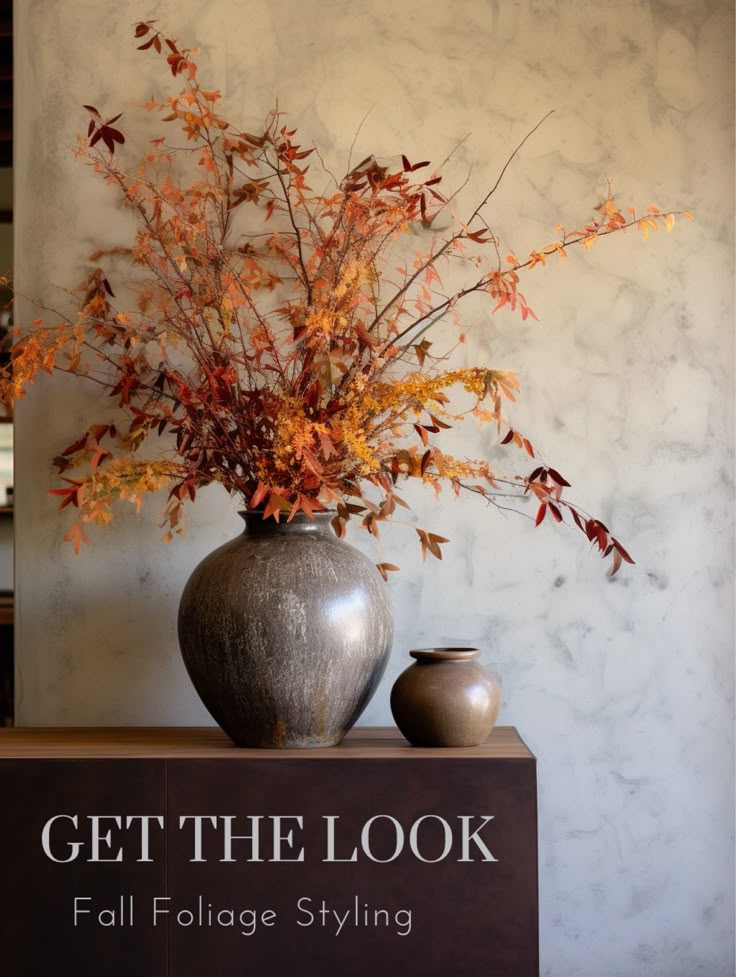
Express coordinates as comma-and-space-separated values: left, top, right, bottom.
13, 1, 734, 975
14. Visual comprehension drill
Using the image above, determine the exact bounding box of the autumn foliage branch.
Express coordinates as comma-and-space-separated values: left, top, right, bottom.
0, 22, 692, 572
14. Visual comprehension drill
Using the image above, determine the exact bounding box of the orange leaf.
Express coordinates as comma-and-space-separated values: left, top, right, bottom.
64, 522, 90, 555
376, 562, 400, 581
263, 492, 287, 521
249, 481, 269, 510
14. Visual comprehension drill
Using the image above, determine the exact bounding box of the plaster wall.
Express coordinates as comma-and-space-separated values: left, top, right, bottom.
13, 2, 734, 975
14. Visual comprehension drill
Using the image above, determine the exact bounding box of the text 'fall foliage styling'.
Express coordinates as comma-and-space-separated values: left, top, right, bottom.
1, 23, 691, 574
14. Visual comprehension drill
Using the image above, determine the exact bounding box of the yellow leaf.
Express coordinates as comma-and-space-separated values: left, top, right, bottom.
682, 211, 695, 222
664, 213, 675, 232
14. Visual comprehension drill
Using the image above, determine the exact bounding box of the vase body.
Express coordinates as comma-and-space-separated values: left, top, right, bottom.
178, 512, 393, 748
390, 648, 501, 747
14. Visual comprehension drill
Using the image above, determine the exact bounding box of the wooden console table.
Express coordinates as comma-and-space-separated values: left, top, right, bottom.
0, 726, 538, 977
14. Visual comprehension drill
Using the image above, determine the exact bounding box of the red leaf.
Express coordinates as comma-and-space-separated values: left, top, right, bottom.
610, 549, 623, 577
500, 429, 514, 445
429, 413, 451, 430
571, 509, 585, 532
548, 502, 563, 523
613, 540, 635, 565
88, 424, 110, 443
535, 503, 547, 526
49, 486, 80, 510
62, 434, 89, 457
548, 467, 571, 487
134, 23, 150, 38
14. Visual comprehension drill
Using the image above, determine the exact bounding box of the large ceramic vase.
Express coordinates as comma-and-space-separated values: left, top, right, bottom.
178, 511, 393, 748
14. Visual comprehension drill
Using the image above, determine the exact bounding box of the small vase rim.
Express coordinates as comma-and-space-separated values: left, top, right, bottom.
409, 647, 480, 662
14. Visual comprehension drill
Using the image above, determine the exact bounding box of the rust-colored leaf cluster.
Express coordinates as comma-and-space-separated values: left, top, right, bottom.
524, 466, 633, 576
0, 24, 690, 571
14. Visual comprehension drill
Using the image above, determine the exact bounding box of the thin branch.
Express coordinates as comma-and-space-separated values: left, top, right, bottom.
468, 110, 555, 222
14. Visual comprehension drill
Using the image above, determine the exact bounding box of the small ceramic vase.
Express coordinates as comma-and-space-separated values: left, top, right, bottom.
390, 647, 501, 747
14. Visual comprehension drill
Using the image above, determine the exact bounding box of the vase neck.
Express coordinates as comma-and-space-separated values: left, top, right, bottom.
239, 510, 334, 536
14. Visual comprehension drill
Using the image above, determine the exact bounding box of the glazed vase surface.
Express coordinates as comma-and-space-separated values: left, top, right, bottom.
390, 648, 501, 747
178, 512, 393, 748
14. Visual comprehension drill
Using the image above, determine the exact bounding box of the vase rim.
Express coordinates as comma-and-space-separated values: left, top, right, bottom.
239, 509, 335, 533
409, 647, 480, 662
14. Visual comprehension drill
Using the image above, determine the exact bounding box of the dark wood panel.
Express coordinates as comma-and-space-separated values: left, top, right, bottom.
166, 756, 538, 977
0, 760, 167, 976
0, 734, 538, 976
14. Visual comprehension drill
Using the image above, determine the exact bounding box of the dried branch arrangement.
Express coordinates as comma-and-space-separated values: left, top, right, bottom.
0, 22, 691, 573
